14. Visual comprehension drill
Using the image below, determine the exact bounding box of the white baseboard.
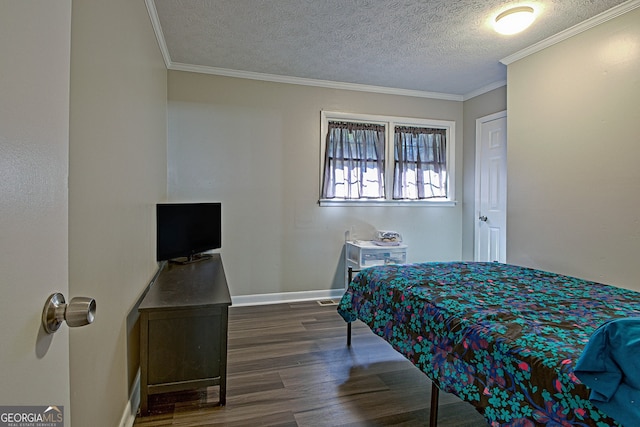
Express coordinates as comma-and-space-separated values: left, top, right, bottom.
119, 370, 140, 427
231, 288, 345, 307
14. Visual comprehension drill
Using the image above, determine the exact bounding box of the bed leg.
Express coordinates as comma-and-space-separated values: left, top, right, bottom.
429, 382, 439, 427
346, 267, 355, 347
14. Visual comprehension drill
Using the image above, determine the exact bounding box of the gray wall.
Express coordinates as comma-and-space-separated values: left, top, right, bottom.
462, 86, 507, 260
69, 0, 167, 425
507, 7, 640, 290
167, 71, 464, 298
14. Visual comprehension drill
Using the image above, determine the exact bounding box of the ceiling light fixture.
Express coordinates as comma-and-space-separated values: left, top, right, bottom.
494, 6, 536, 35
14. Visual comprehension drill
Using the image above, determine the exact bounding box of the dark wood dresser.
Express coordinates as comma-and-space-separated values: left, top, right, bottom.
139, 254, 231, 415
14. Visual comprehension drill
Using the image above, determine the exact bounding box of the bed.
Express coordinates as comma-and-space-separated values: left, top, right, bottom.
337, 262, 640, 427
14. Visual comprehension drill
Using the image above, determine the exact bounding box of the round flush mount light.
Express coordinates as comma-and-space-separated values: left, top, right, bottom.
494, 6, 536, 35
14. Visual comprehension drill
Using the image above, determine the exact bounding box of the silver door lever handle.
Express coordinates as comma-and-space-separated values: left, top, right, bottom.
479, 215, 488, 222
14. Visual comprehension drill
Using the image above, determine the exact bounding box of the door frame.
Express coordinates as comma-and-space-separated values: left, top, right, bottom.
474, 110, 507, 262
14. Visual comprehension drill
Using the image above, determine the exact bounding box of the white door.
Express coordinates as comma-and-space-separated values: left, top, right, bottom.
0, 1, 72, 424
475, 111, 507, 263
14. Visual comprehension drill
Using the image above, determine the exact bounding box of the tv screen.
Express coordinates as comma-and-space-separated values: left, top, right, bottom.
156, 202, 222, 262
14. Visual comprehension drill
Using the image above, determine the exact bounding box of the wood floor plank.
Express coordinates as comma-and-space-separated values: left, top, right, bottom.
135, 302, 488, 426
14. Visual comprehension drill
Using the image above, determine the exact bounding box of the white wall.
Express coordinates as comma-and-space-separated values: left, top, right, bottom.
69, 0, 167, 425
507, 7, 640, 290
167, 71, 464, 298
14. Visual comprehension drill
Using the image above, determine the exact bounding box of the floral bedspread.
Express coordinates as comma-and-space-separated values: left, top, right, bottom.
337, 262, 640, 427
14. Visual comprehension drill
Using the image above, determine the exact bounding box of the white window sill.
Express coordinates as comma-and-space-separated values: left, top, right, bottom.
318, 199, 457, 207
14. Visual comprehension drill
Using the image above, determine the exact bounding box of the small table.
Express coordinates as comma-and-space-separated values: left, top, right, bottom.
345, 240, 407, 285
138, 254, 231, 415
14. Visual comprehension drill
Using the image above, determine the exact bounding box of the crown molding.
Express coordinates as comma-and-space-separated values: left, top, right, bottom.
145, 0, 171, 68
462, 80, 507, 101
501, 0, 640, 65
168, 62, 464, 101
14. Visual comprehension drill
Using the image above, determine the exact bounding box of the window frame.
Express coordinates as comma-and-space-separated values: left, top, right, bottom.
319, 111, 456, 207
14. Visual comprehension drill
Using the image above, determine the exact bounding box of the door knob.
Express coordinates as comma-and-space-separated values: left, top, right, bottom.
479, 215, 488, 222
42, 293, 96, 334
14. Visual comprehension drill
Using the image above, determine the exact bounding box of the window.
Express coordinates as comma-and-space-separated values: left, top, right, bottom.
320, 111, 455, 206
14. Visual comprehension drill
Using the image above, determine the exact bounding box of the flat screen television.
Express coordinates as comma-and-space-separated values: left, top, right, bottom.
156, 202, 222, 262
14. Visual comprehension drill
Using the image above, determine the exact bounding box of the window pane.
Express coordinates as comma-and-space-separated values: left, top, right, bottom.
393, 126, 447, 200
322, 121, 386, 199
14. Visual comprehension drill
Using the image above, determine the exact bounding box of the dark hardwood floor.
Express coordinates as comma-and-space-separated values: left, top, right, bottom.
134, 300, 488, 426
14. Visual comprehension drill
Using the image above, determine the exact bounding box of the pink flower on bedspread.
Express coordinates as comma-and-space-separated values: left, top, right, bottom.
574, 408, 586, 418
568, 372, 580, 384
504, 419, 535, 427
487, 374, 507, 388
554, 379, 563, 393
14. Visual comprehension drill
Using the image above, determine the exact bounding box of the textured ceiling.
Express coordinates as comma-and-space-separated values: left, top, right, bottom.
151, 0, 631, 98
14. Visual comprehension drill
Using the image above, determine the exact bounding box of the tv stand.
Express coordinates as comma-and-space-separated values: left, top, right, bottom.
139, 254, 231, 415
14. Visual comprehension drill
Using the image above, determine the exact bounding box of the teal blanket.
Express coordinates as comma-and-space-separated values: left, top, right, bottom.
575, 318, 640, 427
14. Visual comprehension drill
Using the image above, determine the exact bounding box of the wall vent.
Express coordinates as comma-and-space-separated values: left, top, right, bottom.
317, 299, 339, 306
